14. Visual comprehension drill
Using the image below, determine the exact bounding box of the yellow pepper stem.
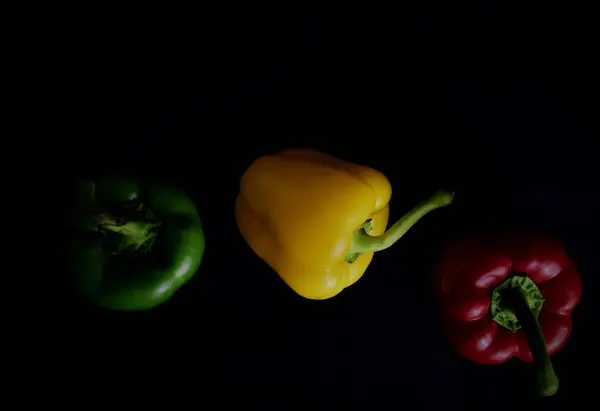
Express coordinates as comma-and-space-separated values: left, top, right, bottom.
346, 190, 454, 263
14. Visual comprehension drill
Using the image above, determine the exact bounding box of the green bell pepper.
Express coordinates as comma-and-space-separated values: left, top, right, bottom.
71, 177, 205, 311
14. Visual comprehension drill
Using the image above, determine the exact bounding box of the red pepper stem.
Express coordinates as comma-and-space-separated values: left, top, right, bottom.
505, 288, 559, 397
348, 190, 453, 256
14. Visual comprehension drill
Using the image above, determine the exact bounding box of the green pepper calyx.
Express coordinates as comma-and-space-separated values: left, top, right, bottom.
95, 202, 161, 254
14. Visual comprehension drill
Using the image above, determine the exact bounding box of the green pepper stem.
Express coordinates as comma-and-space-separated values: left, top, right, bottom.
99, 218, 149, 238
504, 288, 559, 397
95, 209, 161, 253
347, 190, 453, 260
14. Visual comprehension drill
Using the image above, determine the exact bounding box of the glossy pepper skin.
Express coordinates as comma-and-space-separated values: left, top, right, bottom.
71, 177, 205, 311
435, 232, 582, 396
236, 149, 453, 300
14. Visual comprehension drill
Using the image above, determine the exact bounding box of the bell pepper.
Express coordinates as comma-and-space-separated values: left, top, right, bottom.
70, 177, 205, 311
434, 232, 582, 396
235, 148, 453, 300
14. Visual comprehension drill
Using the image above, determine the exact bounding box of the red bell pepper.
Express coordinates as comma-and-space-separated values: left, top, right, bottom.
434, 232, 582, 396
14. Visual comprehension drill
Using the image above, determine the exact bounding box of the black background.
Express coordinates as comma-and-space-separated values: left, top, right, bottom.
50, 2, 597, 409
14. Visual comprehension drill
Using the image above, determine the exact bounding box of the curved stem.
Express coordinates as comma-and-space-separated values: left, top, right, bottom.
347, 190, 453, 259
504, 288, 559, 397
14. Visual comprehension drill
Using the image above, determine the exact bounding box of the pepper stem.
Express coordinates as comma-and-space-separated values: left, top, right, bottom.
503, 288, 559, 397
95, 204, 161, 254
346, 190, 453, 262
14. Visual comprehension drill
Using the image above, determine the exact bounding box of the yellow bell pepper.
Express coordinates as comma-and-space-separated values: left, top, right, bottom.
235, 149, 453, 300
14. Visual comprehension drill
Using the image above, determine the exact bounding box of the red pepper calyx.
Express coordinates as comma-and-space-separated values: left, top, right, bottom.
490, 275, 544, 331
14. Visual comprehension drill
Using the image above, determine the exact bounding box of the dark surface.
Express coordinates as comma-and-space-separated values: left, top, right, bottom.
52, 4, 596, 408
